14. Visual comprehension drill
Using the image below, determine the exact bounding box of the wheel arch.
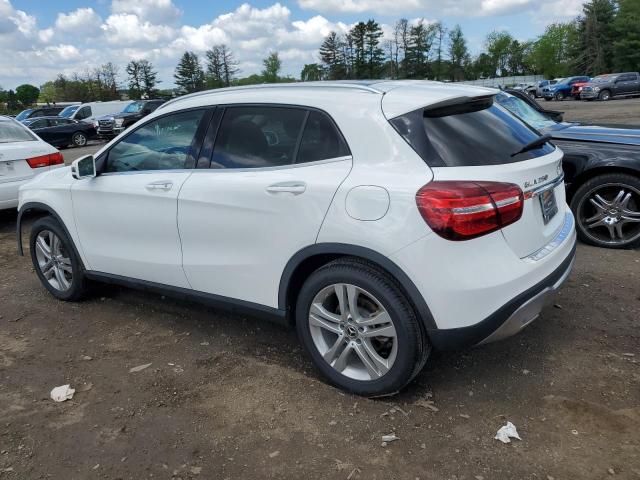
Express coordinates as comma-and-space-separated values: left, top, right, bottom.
278, 243, 438, 331
567, 166, 640, 201
17, 202, 79, 259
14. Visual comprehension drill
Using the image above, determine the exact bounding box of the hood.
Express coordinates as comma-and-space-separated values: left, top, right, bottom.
549, 124, 640, 146
96, 112, 138, 121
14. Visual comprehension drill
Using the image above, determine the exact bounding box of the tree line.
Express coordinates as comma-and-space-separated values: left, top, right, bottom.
305, 0, 638, 81
1, 0, 637, 112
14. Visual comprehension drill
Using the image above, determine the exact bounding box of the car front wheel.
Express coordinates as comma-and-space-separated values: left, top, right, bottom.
555, 91, 565, 101
571, 173, 640, 249
30, 216, 87, 300
598, 90, 611, 101
296, 258, 430, 396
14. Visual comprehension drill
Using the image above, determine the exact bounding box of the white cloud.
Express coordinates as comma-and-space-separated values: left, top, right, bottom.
101, 13, 175, 45
111, 0, 181, 24
55, 8, 102, 33
298, 0, 581, 17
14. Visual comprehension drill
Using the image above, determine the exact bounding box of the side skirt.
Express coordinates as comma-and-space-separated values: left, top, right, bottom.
84, 271, 289, 327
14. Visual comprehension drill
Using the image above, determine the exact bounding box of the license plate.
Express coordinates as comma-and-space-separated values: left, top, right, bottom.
539, 188, 558, 224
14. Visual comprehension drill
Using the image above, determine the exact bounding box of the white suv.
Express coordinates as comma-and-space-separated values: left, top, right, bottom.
17, 81, 576, 396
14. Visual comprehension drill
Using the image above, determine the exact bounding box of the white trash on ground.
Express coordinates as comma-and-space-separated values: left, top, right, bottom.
494, 421, 521, 444
381, 434, 399, 443
129, 363, 152, 373
50, 384, 75, 402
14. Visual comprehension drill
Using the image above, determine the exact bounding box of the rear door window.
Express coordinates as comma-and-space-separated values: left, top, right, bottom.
211, 106, 306, 169
389, 98, 555, 167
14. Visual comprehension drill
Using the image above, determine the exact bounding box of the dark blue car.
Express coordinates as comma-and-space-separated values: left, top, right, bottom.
542, 76, 591, 101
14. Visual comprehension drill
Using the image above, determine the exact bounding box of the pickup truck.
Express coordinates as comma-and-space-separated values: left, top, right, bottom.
542, 76, 591, 101
580, 72, 640, 101
95, 99, 165, 138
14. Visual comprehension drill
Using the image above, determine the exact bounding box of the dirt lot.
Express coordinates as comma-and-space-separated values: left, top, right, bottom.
1, 214, 639, 479
536, 97, 640, 126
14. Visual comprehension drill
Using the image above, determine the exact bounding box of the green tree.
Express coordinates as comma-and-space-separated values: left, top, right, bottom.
485, 31, 514, 77
363, 19, 385, 78
6, 90, 19, 111
301, 63, 323, 81
38, 81, 58, 104
432, 22, 447, 80
174, 51, 206, 94
139, 60, 159, 98
612, 0, 640, 71
448, 25, 469, 81
319, 31, 346, 80
405, 20, 435, 79
15, 84, 40, 107
126, 60, 143, 99
577, 0, 616, 75
262, 52, 282, 83
206, 45, 239, 87
529, 23, 579, 78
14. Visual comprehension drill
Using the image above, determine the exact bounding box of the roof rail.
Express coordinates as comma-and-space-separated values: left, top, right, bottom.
157, 82, 385, 111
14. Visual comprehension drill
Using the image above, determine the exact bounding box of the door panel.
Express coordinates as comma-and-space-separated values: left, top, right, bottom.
178, 159, 352, 307
72, 172, 193, 287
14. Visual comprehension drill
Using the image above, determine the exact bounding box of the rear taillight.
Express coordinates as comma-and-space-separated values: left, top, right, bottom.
416, 181, 524, 241
26, 152, 63, 169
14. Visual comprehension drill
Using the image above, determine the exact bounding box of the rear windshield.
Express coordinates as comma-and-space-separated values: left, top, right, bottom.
389, 98, 555, 167
15, 109, 33, 121
0, 119, 37, 143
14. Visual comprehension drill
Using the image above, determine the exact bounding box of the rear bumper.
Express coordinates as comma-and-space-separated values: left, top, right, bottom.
427, 238, 576, 351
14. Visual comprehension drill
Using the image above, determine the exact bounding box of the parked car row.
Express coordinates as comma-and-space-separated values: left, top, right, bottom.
538, 72, 640, 101
10, 99, 166, 151
10, 80, 639, 398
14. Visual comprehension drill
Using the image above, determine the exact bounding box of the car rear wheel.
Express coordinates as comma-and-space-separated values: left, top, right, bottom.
72, 132, 88, 147
571, 173, 640, 249
30, 216, 87, 301
555, 91, 565, 101
296, 258, 430, 396
598, 90, 611, 101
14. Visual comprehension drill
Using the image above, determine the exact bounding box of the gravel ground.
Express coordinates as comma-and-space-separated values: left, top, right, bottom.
1, 99, 638, 479
536, 97, 640, 126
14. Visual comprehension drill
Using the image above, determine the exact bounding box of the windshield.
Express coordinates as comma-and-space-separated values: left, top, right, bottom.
123, 102, 143, 113
495, 92, 557, 131
0, 118, 37, 143
59, 105, 79, 118
15, 109, 33, 121
593, 75, 616, 83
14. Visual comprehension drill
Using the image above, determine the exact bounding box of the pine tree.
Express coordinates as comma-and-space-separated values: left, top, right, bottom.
406, 20, 435, 79
205, 47, 225, 88
448, 25, 469, 81
126, 60, 143, 99
577, 0, 616, 75
139, 60, 159, 98
612, 0, 640, 71
319, 31, 346, 80
363, 20, 385, 78
174, 51, 206, 94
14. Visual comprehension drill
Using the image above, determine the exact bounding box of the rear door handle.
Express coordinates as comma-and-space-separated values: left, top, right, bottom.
145, 181, 173, 191
266, 182, 306, 195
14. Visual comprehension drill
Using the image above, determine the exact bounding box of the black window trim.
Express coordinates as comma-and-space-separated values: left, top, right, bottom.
94, 106, 215, 175
198, 102, 352, 171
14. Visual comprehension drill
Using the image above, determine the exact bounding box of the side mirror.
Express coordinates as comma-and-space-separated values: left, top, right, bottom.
71, 155, 96, 180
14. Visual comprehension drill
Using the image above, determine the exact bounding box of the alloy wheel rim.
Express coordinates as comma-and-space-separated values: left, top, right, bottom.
74, 134, 87, 146
578, 183, 640, 245
34, 230, 73, 291
308, 283, 398, 381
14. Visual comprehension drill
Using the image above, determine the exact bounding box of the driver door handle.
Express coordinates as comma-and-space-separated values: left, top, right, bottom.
146, 180, 173, 191
266, 181, 306, 195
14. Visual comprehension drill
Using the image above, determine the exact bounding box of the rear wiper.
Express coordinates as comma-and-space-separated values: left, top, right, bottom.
511, 134, 552, 157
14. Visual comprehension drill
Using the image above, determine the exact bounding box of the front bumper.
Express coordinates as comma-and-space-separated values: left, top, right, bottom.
580, 91, 598, 99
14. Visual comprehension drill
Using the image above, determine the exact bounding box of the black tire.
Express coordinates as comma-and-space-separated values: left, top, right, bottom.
71, 132, 88, 147
555, 91, 565, 101
528, 91, 536, 100
570, 173, 640, 249
295, 258, 430, 396
598, 89, 611, 101
30, 216, 87, 301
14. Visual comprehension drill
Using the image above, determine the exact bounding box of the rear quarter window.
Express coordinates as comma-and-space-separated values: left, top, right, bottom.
389, 98, 555, 167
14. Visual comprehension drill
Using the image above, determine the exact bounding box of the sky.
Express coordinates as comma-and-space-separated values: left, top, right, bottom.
0, 0, 586, 90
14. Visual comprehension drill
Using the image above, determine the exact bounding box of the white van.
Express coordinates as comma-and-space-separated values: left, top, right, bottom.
58, 101, 133, 123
